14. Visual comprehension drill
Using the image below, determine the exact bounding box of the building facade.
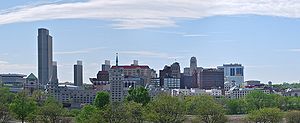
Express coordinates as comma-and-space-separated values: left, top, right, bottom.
74, 60, 83, 87
0, 74, 26, 92
218, 64, 244, 85
38, 28, 53, 87
198, 68, 224, 90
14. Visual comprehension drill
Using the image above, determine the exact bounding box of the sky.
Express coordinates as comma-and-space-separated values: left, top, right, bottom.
1, 0, 300, 84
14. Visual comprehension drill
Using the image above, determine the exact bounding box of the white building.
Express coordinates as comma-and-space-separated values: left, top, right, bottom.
48, 84, 97, 108
171, 88, 222, 97
228, 88, 270, 99
218, 64, 244, 85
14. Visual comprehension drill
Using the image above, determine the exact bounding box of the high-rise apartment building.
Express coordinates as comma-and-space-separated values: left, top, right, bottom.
38, 28, 53, 87
74, 60, 83, 86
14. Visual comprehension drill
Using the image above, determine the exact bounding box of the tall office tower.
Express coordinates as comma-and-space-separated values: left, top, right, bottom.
171, 62, 181, 78
50, 61, 58, 86
190, 57, 197, 75
74, 60, 83, 86
102, 60, 111, 71
109, 53, 125, 102
38, 28, 53, 87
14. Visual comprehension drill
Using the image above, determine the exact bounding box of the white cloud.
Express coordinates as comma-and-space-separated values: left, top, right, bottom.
0, 0, 300, 29
287, 49, 300, 52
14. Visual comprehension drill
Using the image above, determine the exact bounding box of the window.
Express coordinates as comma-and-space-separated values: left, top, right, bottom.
230, 68, 235, 76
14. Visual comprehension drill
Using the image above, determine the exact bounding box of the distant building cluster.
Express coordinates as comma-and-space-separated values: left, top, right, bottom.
0, 28, 298, 108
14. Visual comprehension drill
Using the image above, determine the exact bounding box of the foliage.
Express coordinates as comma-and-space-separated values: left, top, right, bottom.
124, 101, 144, 123
247, 108, 283, 123
0, 87, 15, 122
185, 95, 227, 123
226, 99, 246, 115
286, 110, 300, 123
144, 93, 186, 123
280, 96, 300, 111
38, 97, 64, 123
9, 91, 37, 123
76, 105, 103, 123
126, 87, 151, 106
93, 91, 110, 109
244, 91, 281, 112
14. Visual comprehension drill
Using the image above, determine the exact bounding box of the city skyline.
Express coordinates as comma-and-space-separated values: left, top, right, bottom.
1, 0, 300, 84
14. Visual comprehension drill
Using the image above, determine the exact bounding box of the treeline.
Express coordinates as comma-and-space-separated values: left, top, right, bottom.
2, 86, 300, 123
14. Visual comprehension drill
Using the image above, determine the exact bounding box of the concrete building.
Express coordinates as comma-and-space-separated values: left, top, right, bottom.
190, 57, 197, 75
102, 60, 111, 71
171, 62, 181, 78
110, 60, 156, 85
74, 60, 83, 87
48, 84, 98, 108
171, 88, 222, 97
0, 74, 26, 92
24, 73, 39, 93
38, 28, 53, 87
109, 54, 125, 102
163, 78, 180, 89
198, 68, 224, 90
283, 88, 300, 97
149, 78, 160, 88
218, 64, 244, 85
50, 61, 58, 86
159, 65, 172, 86
229, 88, 270, 99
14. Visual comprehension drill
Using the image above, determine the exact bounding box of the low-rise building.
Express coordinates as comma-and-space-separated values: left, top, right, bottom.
48, 84, 98, 108
0, 74, 26, 93
283, 88, 300, 97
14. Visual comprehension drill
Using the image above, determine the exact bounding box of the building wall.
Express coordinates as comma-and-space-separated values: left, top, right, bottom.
38, 28, 53, 86
74, 61, 83, 87
109, 68, 124, 102
199, 69, 224, 90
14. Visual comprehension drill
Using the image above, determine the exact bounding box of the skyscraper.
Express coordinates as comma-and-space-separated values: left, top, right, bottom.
38, 28, 53, 87
50, 61, 58, 86
101, 60, 111, 71
109, 53, 125, 102
190, 56, 197, 75
74, 60, 83, 86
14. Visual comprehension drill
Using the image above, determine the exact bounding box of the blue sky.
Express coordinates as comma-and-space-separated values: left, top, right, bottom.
1, 0, 300, 84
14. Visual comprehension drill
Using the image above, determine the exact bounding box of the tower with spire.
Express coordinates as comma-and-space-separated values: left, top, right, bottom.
109, 53, 125, 102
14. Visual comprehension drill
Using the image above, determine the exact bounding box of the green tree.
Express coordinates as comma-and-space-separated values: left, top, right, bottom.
38, 97, 64, 123
76, 105, 103, 123
0, 87, 15, 122
144, 94, 186, 123
102, 103, 128, 123
247, 108, 283, 123
93, 91, 110, 109
185, 95, 227, 123
245, 91, 280, 112
126, 87, 151, 106
225, 99, 246, 115
124, 101, 144, 123
286, 110, 300, 123
9, 92, 37, 123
